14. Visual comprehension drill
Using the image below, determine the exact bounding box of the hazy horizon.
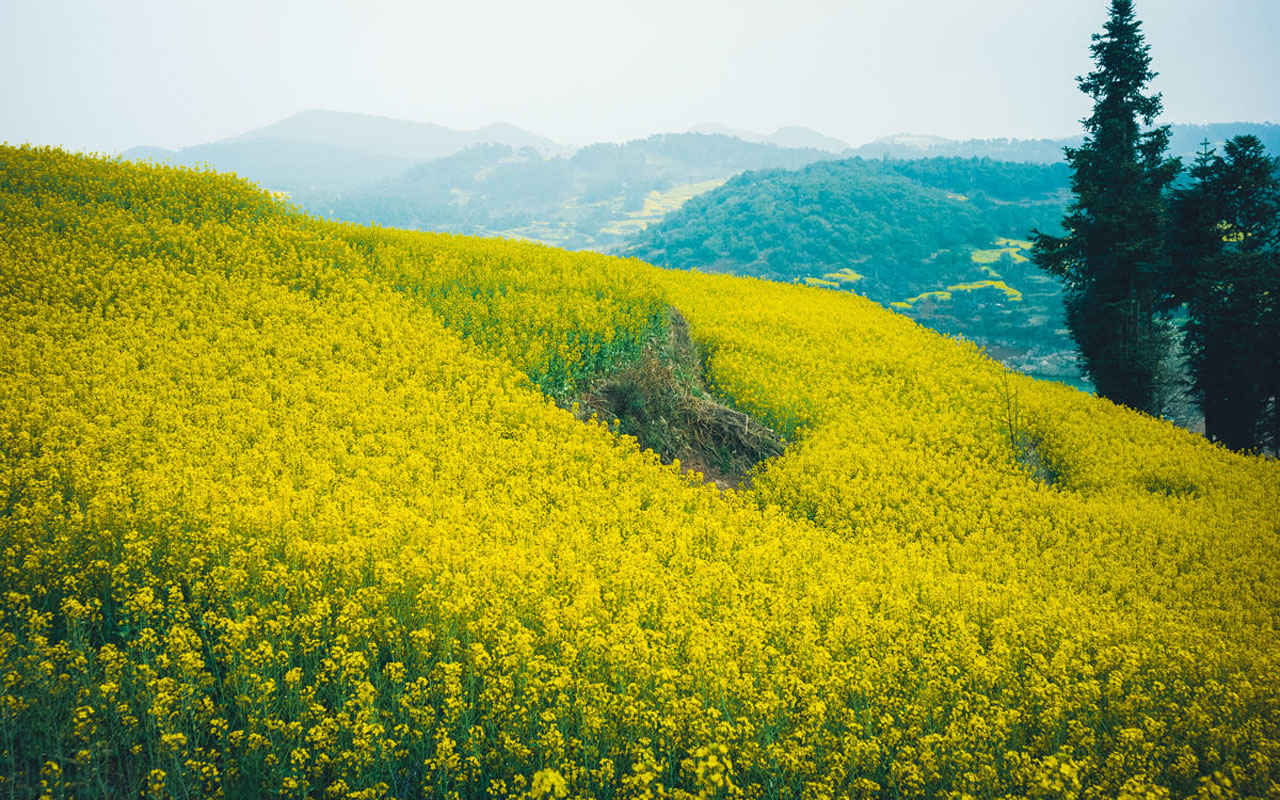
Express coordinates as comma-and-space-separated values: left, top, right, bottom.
4, 0, 1279, 154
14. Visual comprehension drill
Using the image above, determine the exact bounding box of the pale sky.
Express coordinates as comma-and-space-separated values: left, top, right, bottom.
3, 0, 1278, 154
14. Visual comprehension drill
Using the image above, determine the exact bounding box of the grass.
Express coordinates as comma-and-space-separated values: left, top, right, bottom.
572, 308, 785, 488
598, 179, 728, 236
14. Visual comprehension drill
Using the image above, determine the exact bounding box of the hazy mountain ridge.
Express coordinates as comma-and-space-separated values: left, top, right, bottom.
847, 122, 1280, 162
123, 137, 417, 194
123, 110, 561, 193
121, 112, 1278, 203
226, 109, 563, 159
689, 123, 850, 153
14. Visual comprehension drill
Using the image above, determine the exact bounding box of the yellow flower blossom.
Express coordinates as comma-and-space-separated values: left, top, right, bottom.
1, 144, 1277, 799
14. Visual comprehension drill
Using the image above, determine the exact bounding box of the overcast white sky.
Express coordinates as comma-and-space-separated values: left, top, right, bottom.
3, 0, 1278, 153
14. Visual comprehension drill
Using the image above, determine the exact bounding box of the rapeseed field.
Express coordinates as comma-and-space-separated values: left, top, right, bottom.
2, 145, 1278, 799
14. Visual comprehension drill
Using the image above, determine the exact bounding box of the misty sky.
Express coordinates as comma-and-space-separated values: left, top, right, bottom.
3, 0, 1278, 154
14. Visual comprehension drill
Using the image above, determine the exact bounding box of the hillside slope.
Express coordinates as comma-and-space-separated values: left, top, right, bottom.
622, 158, 1067, 286
2, 146, 1279, 799
321, 133, 843, 251
622, 157, 1076, 381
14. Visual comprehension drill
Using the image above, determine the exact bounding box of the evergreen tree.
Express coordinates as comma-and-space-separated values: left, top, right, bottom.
1031, 0, 1181, 414
1169, 135, 1280, 450
1167, 142, 1223, 304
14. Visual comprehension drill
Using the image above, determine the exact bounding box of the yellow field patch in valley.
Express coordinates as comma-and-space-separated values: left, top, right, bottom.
598, 177, 729, 236
822, 267, 864, 284
946, 279, 1024, 301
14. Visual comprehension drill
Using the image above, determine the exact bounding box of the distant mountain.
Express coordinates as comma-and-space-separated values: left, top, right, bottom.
319, 133, 844, 250
226, 109, 562, 160
870, 133, 955, 150
123, 110, 561, 195
767, 126, 850, 153
847, 122, 1280, 163
121, 145, 183, 162
1166, 122, 1280, 160
689, 123, 764, 142
689, 123, 849, 153
849, 134, 1078, 163
124, 138, 416, 194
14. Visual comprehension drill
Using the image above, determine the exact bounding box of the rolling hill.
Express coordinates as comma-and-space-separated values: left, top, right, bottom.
3, 145, 1279, 798
622, 156, 1078, 382
318, 133, 845, 250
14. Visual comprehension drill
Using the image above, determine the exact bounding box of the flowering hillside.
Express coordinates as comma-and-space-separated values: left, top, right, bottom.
2, 146, 1278, 799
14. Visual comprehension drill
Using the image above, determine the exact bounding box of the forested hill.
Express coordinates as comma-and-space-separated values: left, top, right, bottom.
622, 157, 1068, 291
622, 156, 1079, 383
316, 133, 842, 250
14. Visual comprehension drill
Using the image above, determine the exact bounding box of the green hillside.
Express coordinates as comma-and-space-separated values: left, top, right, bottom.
317, 134, 842, 251
622, 157, 1067, 286
622, 157, 1077, 381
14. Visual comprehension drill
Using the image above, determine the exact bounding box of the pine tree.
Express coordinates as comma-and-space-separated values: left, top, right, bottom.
1167, 142, 1223, 304
1170, 135, 1280, 450
1031, 0, 1181, 414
